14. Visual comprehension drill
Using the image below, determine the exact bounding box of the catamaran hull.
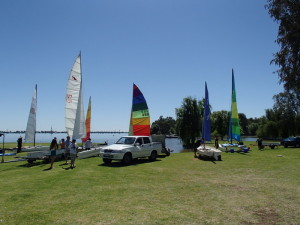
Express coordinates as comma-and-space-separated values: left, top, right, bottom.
196, 146, 222, 161
77, 147, 103, 159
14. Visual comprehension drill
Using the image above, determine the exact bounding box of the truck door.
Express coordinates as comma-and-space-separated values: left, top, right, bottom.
134, 137, 144, 157
142, 137, 152, 156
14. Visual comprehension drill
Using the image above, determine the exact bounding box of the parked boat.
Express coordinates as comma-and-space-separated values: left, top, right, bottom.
197, 82, 222, 161
25, 84, 37, 145
65, 53, 86, 140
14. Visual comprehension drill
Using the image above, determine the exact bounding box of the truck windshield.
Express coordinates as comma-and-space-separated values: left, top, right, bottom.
116, 137, 135, 145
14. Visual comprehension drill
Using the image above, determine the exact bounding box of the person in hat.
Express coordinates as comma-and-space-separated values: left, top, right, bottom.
49, 137, 58, 169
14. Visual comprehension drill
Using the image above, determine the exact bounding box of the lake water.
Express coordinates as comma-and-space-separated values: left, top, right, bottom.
2, 133, 184, 153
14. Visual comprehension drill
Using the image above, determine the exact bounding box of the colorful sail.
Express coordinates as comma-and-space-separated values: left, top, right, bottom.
201, 82, 211, 141
65, 53, 86, 140
228, 69, 241, 142
25, 84, 37, 145
82, 96, 91, 142
128, 83, 150, 136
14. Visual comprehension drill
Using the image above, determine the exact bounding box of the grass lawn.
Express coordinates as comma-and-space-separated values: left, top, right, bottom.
0, 142, 299, 225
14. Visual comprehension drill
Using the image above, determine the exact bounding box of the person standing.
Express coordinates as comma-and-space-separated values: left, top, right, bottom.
214, 136, 219, 149
65, 136, 71, 164
60, 138, 66, 149
17, 136, 22, 153
69, 139, 77, 169
49, 137, 58, 169
85, 138, 92, 150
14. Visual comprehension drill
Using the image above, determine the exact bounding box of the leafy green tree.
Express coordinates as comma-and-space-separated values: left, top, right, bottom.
151, 116, 176, 135
238, 113, 248, 135
175, 97, 202, 147
266, 0, 300, 108
211, 110, 229, 140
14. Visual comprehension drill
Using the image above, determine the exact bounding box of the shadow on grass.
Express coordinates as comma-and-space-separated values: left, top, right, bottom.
18, 161, 48, 168
98, 158, 162, 168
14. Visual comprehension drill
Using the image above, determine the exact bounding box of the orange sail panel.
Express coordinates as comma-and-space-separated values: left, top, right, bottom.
82, 96, 91, 142
129, 84, 150, 136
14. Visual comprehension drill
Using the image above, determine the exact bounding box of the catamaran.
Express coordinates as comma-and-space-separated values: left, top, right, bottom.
197, 82, 222, 160
65, 53, 86, 140
77, 96, 105, 159
22, 85, 48, 152
128, 83, 150, 136
219, 69, 249, 153
25, 84, 37, 145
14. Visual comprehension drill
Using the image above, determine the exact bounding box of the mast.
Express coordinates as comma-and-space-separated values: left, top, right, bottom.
34, 84, 37, 146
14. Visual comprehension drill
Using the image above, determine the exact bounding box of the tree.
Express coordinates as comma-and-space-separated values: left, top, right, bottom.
266, 0, 300, 108
211, 110, 229, 140
151, 116, 176, 135
175, 97, 202, 147
238, 113, 248, 135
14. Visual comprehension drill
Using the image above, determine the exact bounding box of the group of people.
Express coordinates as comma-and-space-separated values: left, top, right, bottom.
48, 136, 92, 170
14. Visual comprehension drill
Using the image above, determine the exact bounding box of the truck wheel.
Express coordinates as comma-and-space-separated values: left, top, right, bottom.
122, 153, 132, 165
296, 144, 300, 148
149, 151, 157, 161
103, 158, 112, 164
284, 143, 288, 148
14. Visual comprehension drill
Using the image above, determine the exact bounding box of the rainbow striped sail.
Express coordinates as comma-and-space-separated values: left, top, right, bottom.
228, 69, 241, 142
82, 96, 91, 142
128, 83, 150, 136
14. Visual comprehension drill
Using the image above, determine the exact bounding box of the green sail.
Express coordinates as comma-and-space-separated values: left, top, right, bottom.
228, 69, 241, 142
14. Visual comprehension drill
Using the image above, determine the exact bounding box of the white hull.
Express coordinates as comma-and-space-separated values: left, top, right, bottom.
77, 147, 102, 159
197, 146, 222, 161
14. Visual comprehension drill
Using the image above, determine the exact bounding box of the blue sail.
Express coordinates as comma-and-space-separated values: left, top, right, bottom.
202, 82, 211, 141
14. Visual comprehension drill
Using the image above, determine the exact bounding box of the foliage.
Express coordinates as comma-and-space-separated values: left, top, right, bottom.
211, 110, 229, 140
151, 116, 176, 135
266, 0, 300, 110
175, 97, 203, 147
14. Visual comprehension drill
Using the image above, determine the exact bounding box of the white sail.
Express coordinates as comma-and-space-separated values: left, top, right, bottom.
25, 84, 37, 143
65, 53, 86, 139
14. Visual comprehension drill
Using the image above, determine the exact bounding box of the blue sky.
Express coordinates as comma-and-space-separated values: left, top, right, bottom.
0, 0, 282, 132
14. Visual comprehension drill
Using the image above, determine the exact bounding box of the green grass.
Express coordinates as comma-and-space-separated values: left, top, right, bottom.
0, 142, 299, 225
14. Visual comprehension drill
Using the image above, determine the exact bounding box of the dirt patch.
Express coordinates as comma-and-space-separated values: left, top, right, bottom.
243, 208, 280, 225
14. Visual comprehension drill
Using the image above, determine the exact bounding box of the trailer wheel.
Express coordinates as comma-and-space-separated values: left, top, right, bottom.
27, 159, 34, 164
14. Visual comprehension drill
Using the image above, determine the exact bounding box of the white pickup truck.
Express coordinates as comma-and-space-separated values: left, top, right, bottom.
99, 136, 163, 164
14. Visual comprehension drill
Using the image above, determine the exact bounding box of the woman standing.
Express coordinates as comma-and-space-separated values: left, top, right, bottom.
49, 137, 58, 169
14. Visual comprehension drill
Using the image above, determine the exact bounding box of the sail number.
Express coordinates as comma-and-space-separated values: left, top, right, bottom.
66, 94, 72, 103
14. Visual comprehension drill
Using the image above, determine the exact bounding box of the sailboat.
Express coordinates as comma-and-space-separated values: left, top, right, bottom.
25, 84, 37, 145
23, 84, 48, 153
228, 69, 241, 143
197, 82, 222, 160
77, 96, 105, 159
128, 83, 150, 136
65, 53, 86, 140
219, 70, 249, 153
82, 96, 91, 143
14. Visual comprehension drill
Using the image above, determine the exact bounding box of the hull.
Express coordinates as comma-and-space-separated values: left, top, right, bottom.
196, 146, 222, 161
77, 147, 103, 159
